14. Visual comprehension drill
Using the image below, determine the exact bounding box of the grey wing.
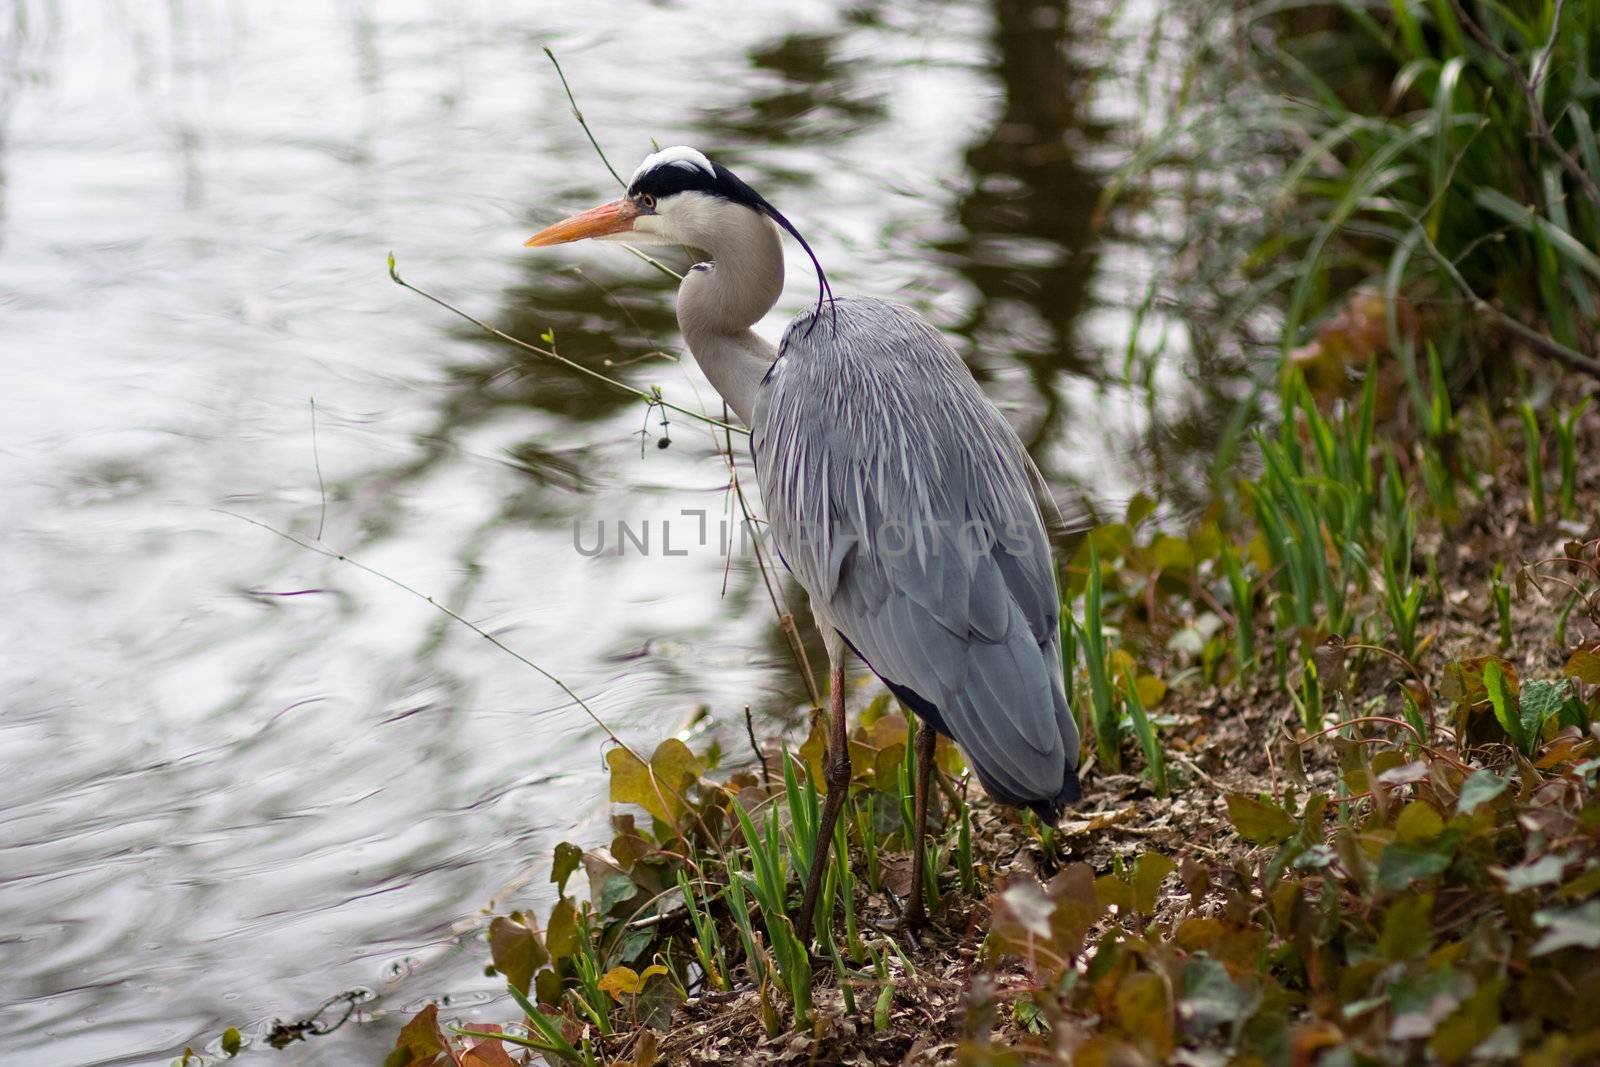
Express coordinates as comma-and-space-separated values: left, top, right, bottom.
752, 298, 1079, 810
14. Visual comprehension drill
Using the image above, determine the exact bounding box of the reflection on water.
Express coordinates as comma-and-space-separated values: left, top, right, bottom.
0, 0, 1205, 1063
946, 0, 1106, 451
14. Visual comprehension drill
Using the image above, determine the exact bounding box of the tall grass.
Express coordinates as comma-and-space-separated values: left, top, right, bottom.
1080, 540, 1122, 771
1118, 0, 1600, 449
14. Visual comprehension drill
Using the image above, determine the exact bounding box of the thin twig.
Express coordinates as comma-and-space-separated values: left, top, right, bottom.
219, 508, 627, 742
543, 47, 625, 189
1169, 750, 1222, 790
1407, 222, 1600, 380
387, 254, 747, 435
1340, 642, 1424, 681
1448, 0, 1600, 210
221, 506, 741, 855
745, 705, 772, 786
310, 397, 327, 541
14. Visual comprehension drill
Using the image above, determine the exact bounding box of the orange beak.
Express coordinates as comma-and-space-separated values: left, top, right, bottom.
523, 198, 640, 247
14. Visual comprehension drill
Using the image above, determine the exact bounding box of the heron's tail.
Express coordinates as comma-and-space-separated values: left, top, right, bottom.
1027, 762, 1080, 824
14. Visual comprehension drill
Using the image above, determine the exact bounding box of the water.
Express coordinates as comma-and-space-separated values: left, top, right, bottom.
0, 1, 1186, 1062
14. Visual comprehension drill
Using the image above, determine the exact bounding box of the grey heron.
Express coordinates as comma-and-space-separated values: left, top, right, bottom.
525, 146, 1080, 941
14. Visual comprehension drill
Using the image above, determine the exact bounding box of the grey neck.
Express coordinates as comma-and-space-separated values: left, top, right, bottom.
675, 207, 784, 427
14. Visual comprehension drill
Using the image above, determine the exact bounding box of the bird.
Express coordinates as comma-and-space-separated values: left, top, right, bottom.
525, 146, 1080, 941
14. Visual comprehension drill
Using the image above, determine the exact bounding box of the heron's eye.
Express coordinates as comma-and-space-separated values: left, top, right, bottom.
639, 193, 656, 210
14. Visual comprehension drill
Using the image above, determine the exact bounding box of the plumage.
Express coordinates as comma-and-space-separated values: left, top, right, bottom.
525, 146, 1081, 939
752, 297, 1081, 819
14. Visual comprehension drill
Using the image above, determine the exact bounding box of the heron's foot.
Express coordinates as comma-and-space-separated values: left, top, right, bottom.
877, 887, 927, 952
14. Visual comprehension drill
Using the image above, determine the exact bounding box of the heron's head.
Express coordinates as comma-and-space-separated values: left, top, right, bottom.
524, 146, 834, 323
524, 146, 764, 251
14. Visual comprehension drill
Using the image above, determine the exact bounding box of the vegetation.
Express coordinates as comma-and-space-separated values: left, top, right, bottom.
173, 1, 1600, 1064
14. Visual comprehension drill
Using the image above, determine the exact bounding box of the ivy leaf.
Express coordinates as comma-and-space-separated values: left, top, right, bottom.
545, 897, 579, 960
459, 1027, 518, 1067
997, 879, 1056, 940
1377, 841, 1453, 891
1440, 656, 1518, 705
1563, 646, 1600, 685
1046, 863, 1105, 957
632, 970, 683, 1030
1456, 771, 1508, 815
385, 1004, 448, 1067
606, 739, 703, 824
597, 966, 643, 999
1125, 491, 1157, 529
798, 711, 829, 786
488, 915, 547, 996
1132, 853, 1178, 916
1378, 760, 1430, 786
1395, 801, 1444, 844
1178, 955, 1256, 1037
1388, 967, 1471, 1040
551, 842, 583, 894
1532, 900, 1600, 954
596, 871, 638, 915
1115, 970, 1174, 1057
1380, 892, 1434, 959
1497, 854, 1566, 893
1226, 794, 1299, 845
596, 963, 668, 1000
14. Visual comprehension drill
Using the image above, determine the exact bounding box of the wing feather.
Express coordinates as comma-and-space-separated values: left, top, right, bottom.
752, 298, 1080, 812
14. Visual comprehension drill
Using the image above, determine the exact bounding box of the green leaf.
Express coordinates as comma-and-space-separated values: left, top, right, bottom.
1132, 853, 1178, 916
488, 915, 547, 996
1520, 679, 1571, 743
1395, 801, 1444, 844
1380, 893, 1434, 959
545, 896, 579, 960
1225, 794, 1299, 845
1483, 660, 1525, 752
597, 871, 637, 915
1377, 842, 1453, 891
1388, 967, 1471, 1041
550, 842, 582, 894
1125, 491, 1158, 529
1179, 955, 1256, 1036
1455, 771, 1508, 815
221, 1028, 242, 1057
1115, 970, 1174, 1057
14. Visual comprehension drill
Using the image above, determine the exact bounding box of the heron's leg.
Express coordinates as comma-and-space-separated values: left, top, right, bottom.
905, 715, 938, 928
795, 658, 850, 945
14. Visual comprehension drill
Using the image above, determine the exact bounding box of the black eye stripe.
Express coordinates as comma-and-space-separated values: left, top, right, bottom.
628, 162, 762, 209
628, 155, 837, 338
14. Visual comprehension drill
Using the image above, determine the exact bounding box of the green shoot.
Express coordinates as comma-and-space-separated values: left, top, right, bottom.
1081, 540, 1122, 769
1553, 399, 1590, 519
1121, 672, 1169, 798
1519, 401, 1547, 523
1490, 563, 1513, 652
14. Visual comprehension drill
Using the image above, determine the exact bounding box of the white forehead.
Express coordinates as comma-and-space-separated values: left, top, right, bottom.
630, 145, 714, 183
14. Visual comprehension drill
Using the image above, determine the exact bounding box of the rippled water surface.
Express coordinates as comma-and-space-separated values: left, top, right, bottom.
0, 1, 1188, 1062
